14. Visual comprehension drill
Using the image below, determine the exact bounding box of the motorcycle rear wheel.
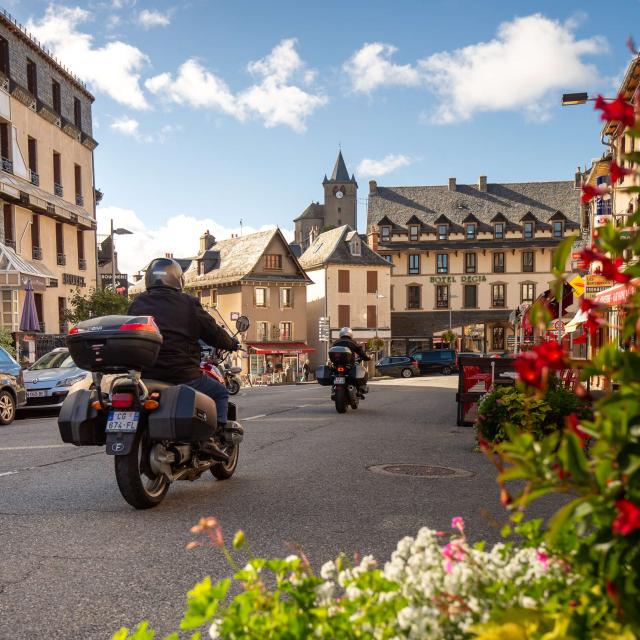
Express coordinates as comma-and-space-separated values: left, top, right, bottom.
114, 430, 170, 509
210, 443, 239, 480
335, 386, 347, 414
227, 379, 240, 395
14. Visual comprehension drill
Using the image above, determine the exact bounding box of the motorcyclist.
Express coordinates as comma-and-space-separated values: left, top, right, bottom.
331, 327, 370, 397
128, 257, 242, 460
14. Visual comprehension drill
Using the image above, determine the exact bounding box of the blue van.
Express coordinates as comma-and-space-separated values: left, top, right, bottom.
410, 349, 458, 375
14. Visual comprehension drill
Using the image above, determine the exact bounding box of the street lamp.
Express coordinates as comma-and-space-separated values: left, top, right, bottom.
375, 292, 385, 356
110, 219, 132, 290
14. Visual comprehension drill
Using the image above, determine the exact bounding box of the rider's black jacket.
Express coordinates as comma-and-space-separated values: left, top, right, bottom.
331, 337, 371, 361
128, 287, 236, 383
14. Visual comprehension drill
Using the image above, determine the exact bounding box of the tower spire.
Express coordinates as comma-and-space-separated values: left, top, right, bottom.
330, 150, 351, 182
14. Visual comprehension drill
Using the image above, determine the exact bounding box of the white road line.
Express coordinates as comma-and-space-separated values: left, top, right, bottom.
0, 444, 73, 451
243, 414, 267, 421
0, 470, 18, 477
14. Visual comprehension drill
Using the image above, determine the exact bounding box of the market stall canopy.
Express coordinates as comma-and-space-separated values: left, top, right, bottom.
248, 342, 314, 354
593, 279, 640, 306
0, 242, 55, 291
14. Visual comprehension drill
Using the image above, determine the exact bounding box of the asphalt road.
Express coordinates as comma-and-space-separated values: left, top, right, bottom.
1, 376, 528, 639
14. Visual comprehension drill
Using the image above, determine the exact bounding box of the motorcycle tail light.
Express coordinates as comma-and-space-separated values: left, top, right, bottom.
112, 392, 135, 408
68, 326, 79, 335
119, 317, 160, 333
337, 366, 345, 373
143, 399, 159, 410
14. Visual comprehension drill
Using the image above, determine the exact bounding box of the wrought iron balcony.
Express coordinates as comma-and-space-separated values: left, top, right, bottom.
32, 246, 43, 260
54, 182, 63, 197
1, 156, 13, 173
29, 169, 39, 186
436, 299, 449, 309
78, 258, 87, 271
493, 299, 505, 308
56, 253, 66, 266
75, 193, 84, 207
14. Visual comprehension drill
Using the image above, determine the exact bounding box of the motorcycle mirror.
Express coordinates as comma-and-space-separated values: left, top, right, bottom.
235, 315, 250, 333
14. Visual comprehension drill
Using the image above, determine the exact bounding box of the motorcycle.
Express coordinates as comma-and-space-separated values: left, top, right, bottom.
201, 354, 242, 395
316, 346, 368, 414
57, 314, 250, 510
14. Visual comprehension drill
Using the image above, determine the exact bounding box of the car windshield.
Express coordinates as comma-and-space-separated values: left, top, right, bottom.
0, 347, 16, 365
30, 352, 75, 370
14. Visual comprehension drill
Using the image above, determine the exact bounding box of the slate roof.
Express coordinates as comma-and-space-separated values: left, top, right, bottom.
294, 202, 325, 222
299, 225, 390, 269
331, 151, 351, 181
367, 181, 580, 233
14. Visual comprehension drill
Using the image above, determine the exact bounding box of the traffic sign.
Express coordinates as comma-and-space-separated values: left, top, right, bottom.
568, 275, 584, 297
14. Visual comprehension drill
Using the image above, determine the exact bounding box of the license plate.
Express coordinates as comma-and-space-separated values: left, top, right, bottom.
27, 390, 47, 398
334, 376, 346, 384
106, 411, 140, 433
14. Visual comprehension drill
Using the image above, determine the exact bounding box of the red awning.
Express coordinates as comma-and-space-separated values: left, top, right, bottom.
593, 279, 640, 306
248, 342, 315, 355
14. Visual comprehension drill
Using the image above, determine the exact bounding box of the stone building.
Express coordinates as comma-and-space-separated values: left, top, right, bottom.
293, 151, 358, 251
0, 10, 97, 352
367, 176, 580, 354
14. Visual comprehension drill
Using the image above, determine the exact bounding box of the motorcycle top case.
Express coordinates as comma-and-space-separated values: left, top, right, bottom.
315, 365, 333, 386
328, 346, 354, 366
147, 384, 217, 442
58, 388, 107, 446
66, 315, 163, 373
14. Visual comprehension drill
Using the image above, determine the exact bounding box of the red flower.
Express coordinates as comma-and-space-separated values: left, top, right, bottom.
612, 499, 640, 536
595, 94, 636, 129
515, 351, 545, 389
581, 184, 609, 204
536, 340, 566, 371
609, 161, 634, 184
600, 256, 631, 284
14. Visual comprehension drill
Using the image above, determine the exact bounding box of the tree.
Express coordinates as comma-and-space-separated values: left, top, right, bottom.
0, 328, 16, 357
64, 288, 130, 323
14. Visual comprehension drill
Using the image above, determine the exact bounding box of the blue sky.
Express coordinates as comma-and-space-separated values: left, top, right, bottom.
12, 0, 640, 273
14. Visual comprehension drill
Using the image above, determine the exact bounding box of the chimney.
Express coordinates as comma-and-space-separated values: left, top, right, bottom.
368, 224, 379, 252
574, 166, 582, 189
369, 180, 378, 195
165, 252, 173, 259
478, 176, 487, 192
448, 177, 456, 191
200, 230, 216, 253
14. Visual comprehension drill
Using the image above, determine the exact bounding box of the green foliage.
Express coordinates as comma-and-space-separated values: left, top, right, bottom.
64, 287, 130, 324
476, 376, 591, 443
367, 337, 385, 352
442, 329, 456, 345
0, 328, 16, 357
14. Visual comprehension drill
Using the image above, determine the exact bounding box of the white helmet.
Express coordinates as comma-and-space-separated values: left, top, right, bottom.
339, 327, 353, 338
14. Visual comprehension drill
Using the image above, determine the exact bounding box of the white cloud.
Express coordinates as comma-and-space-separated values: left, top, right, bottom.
98, 206, 291, 276
146, 38, 327, 132
110, 115, 139, 136
27, 5, 150, 110
110, 116, 179, 143
137, 9, 170, 29
357, 154, 412, 177
343, 43, 420, 93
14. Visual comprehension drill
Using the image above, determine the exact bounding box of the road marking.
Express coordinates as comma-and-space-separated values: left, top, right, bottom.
243, 414, 266, 421
0, 444, 73, 451
0, 470, 18, 477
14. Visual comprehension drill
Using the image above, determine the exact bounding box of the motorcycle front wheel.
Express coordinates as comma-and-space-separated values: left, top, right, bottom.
334, 386, 347, 414
227, 378, 240, 395
114, 429, 170, 509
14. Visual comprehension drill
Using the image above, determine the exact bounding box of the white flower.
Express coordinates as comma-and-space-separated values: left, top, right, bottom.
320, 560, 337, 580
285, 554, 299, 563
209, 620, 221, 639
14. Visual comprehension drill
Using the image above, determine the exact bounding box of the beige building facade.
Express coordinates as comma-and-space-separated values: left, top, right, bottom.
0, 11, 97, 353
300, 226, 391, 367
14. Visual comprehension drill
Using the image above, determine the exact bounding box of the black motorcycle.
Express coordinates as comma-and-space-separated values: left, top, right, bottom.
58, 314, 249, 509
316, 346, 368, 413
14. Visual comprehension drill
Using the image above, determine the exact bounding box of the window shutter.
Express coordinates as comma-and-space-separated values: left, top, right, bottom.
338, 270, 350, 293
367, 271, 377, 293
367, 305, 377, 329
338, 305, 350, 327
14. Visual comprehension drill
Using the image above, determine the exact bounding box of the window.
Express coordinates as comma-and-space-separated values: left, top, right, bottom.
464, 252, 476, 274
382, 254, 392, 264
463, 284, 477, 309
279, 322, 292, 340
338, 269, 350, 292
211, 289, 218, 307
492, 284, 505, 308
0, 36, 9, 77
58, 297, 67, 334
390, 285, 394, 310
31, 214, 41, 256
436, 253, 448, 274
523, 221, 534, 239
436, 284, 449, 309
367, 270, 378, 294
437, 224, 448, 240
408, 254, 420, 275
257, 321, 269, 341
409, 225, 419, 241
27, 137, 37, 184
264, 254, 282, 270
407, 285, 421, 309
280, 288, 292, 308
492, 326, 505, 351
52, 80, 61, 114
34, 293, 43, 329
77, 229, 85, 260
338, 304, 350, 327
494, 223, 504, 239
367, 305, 377, 329
74, 164, 83, 205
380, 226, 390, 242
553, 221, 563, 238
522, 251, 534, 273
0, 123, 10, 167
255, 287, 267, 307
465, 223, 476, 240
521, 283, 535, 303
55, 222, 64, 263
74, 98, 82, 129
493, 252, 505, 273
3, 204, 14, 246
53, 152, 62, 195
27, 59, 37, 97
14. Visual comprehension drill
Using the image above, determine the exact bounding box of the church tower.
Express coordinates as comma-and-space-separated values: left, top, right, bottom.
322, 151, 357, 230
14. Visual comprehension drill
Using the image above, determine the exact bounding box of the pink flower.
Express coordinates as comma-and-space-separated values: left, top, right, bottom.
536, 550, 549, 569
444, 559, 453, 573
451, 517, 465, 532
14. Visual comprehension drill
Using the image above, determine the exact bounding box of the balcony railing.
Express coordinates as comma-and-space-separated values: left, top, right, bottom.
1, 156, 13, 173
29, 169, 39, 186
56, 253, 66, 266
436, 299, 449, 309
32, 246, 42, 260
75, 193, 84, 207
4, 239, 15, 250
78, 258, 87, 271
493, 299, 505, 308
54, 182, 63, 197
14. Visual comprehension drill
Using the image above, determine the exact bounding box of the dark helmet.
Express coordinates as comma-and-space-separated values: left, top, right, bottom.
145, 258, 184, 291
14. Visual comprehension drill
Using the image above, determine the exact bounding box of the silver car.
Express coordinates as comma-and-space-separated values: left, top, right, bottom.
23, 348, 89, 410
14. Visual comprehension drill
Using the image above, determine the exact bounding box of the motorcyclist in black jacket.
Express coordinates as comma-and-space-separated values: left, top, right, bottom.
331, 327, 370, 397
128, 257, 242, 459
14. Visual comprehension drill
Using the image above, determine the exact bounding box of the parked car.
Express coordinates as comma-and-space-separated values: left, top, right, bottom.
22, 348, 89, 410
410, 349, 458, 375
375, 356, 420, 378
0, 346, 26, 424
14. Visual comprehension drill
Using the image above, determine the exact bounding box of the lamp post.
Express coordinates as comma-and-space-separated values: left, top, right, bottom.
375, 291, 385, 357
110, 219, 133, 290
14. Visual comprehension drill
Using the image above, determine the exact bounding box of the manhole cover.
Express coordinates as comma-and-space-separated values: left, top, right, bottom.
368, 464, 473, 478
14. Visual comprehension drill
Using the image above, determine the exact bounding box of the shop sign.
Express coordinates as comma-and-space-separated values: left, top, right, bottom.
429, 275, 487, 284
584, 274, 614, 300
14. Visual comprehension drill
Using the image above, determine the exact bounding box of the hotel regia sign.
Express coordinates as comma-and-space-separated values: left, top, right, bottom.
429, 275, 487, 283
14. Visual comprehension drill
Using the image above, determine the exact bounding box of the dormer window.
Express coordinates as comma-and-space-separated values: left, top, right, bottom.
552, 221, 563, 238
523, 222, 534, 239
350, 236, 361, 256
465, 223, 476, 240
409, 225, 419, 241
494, 222, 504, 239
380, 226, 390, 242
437, 224, 448, 240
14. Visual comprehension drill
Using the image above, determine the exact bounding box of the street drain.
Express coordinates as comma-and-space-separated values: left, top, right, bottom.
368, 464, 473, 478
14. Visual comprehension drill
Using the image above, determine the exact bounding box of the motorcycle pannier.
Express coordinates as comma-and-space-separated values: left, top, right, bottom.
315, 365, 332, 386
58, 388, 107, 446
67, 315, 163, 373
147, 385, 217, 442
